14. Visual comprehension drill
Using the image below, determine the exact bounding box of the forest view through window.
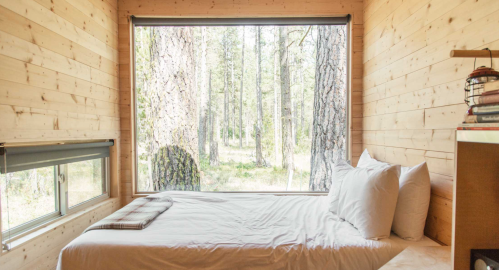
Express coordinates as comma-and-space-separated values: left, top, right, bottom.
135, 20, 347, 192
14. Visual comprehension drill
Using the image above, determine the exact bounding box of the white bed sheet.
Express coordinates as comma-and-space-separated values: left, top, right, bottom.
57, 192, 438, 270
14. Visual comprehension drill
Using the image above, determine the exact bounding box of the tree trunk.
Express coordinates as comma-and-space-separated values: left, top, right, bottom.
208, 70, 219, 166
209, 140, 219, 166
255, 26, 263, 167
231, 59, 236, 143
152, 146, 200, 191
148, 27, 199, 191
239, 27, 245, 149
223, 31, 229, 147
279, 27, 294, 170
293, 101, 298, 145
273, 27, 279, 166
245, 110, 250, 146
300, 63, 305, 133
198, 27, 208, 157
309, 26, 347, 191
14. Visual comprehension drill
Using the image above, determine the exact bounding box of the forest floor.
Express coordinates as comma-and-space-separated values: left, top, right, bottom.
200, 140, 312, 192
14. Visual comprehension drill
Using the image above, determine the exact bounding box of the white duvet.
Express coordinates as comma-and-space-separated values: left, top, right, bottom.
57, 192, 438, 270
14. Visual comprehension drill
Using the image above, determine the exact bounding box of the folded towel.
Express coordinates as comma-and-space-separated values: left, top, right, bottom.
83, 195, 173, 233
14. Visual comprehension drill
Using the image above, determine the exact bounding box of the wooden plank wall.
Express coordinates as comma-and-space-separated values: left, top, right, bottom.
117, 0, 365, 204
362, 0, 499, 245
0, 0, 120, 268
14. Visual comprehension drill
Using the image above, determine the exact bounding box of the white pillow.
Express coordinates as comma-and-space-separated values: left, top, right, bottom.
392, 162, 431, 241
357, 149, 390, 169
327, 161, 352, 214
335, 161, 400, 239
357, 149, 432, 240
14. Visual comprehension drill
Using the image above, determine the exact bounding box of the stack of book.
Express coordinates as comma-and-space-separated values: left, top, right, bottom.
460, 80, 499, 130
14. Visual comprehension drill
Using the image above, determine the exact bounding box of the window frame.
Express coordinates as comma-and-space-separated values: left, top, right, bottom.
1, 157, 110, 245
131, 17, 351, 195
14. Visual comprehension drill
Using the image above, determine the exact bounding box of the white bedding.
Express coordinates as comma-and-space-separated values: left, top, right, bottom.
57, 192, 438, 270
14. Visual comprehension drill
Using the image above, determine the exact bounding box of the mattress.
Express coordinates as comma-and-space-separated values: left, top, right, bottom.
57, 192, 439, 270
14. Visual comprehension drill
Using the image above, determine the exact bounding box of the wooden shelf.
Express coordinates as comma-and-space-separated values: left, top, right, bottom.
450, 50, 499, 58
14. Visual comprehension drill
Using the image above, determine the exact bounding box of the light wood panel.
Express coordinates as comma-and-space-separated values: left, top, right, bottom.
362, 0, 499, 245
0, 0, 120, 268
118, 0, 364, 204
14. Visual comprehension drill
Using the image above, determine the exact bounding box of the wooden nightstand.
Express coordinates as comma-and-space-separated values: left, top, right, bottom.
380, 246, 451, 269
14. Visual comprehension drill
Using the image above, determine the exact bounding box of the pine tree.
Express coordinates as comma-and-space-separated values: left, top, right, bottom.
255, 26, 264, 167
309, 26, 347, 191
279, 27, 294, 171
147, 27, 200, 191
239, 27, 245, 149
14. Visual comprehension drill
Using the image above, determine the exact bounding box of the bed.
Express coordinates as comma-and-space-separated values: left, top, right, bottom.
57, 192, 439, 270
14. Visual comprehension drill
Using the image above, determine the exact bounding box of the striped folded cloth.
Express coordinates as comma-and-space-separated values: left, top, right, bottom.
83, 193, 173, 233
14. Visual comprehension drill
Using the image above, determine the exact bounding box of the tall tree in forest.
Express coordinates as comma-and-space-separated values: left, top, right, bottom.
255, 26, 264, 167
273, 27, 279, 165
147, 27, 200, 191
300, 59, 305, 133
198, 27, 208, 156
245, 111, 250, 146
279, 27, 294, 171
223, 31, 229, 147
309, 26, 347, 191
208, 70, 219, 166
239, 27, 245, 149
231, 59, 236, 142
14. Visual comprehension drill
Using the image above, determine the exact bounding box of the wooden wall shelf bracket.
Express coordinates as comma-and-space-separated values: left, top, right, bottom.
450, 50, 499, 58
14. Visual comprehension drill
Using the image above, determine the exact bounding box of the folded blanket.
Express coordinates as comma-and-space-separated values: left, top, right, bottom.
83, 194, 173, 233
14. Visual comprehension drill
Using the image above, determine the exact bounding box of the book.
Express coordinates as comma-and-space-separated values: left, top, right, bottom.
482, 89, 499, 96
464, 114, 499, 123
458, 127, 499, 130
478, 94, 499, 105
459, 123, 499, 127
484, 80, 499, 92
471, 103, 499, 115
458, 123, 499, 130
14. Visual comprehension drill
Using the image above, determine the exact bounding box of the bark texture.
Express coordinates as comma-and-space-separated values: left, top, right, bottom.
148, 27, 200, 191
309, 26, 347, 191
152, 146, 200, 191
279, 27, 294, 170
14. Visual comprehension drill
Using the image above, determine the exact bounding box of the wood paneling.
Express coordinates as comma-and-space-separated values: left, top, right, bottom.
362, 0, 499, 245
0, 0, 120, 268
118, 0, 364, 203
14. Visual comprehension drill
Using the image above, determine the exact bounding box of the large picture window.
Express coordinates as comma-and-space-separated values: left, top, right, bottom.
133, 18, 349, 193
0, 141, 111, 247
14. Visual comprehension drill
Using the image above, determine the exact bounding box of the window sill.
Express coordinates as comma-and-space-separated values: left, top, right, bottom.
2, 198, 119, 253
132, 191, 328, 198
